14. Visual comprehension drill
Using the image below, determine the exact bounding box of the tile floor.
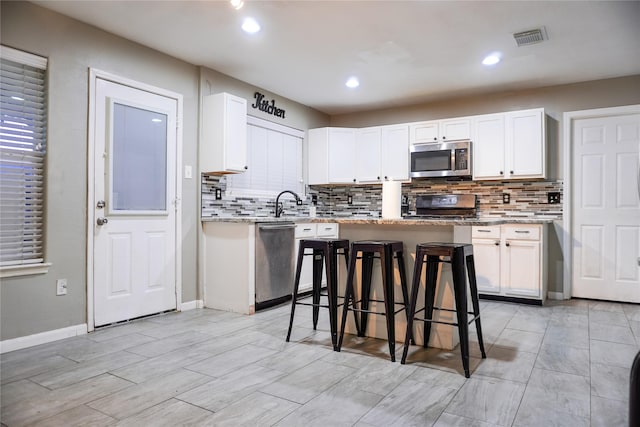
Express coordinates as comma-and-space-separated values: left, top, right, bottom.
1, 298, 638, 426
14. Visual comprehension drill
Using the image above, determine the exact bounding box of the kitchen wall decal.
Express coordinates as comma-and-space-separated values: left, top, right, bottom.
251, 91, 286, 118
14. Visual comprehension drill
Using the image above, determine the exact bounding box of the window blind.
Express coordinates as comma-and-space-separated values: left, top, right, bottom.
0, 46, 47, 266
226, 117, 304, 196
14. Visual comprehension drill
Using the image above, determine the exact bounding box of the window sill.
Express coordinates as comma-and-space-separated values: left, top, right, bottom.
0, 263, 52, 279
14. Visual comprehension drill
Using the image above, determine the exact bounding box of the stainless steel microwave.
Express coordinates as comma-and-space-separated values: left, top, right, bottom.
410, 140, 472, 178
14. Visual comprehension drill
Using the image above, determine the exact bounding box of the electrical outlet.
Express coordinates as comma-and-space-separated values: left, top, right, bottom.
502, 193, 511, 204
311, 194, 318, 206
215, 188, 222, 200
548, 192, 561, 204
296, 198, 302, 206
56, 279, 67, 296
347, 195, 353, 205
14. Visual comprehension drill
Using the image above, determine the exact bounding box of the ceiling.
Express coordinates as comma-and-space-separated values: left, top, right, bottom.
32, 0, 640, 115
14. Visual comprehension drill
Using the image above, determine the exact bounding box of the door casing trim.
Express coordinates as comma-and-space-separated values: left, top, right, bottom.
87, 68, 184, 332
562, 104, 640, 300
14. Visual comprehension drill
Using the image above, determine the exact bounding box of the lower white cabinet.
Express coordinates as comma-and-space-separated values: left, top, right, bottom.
294, 222, 339, 292
472, 224, 547, 301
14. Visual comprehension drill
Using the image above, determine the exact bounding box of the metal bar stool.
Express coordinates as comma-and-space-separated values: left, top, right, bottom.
401, 242, 486, 377
286, 238, 354, 351
337, 240, 410, 362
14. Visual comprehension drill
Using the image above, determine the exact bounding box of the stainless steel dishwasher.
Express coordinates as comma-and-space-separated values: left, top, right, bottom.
255, 222, 296, 309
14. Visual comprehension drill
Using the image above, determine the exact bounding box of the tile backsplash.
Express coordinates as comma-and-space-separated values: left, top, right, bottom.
202, 175, 563, 218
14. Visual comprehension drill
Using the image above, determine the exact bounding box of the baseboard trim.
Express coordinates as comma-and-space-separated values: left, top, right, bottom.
0, 324, 87, 354
547, 292, 565, 300
181, 300, 204, 311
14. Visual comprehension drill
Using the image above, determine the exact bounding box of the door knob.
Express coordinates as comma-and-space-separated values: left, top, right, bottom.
97, 217, 108, 226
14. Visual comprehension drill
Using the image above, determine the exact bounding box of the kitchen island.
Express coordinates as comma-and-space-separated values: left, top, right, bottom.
202, 216, 556, 349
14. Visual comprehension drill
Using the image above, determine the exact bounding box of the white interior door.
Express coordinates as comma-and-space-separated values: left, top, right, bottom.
572, 112, 640, 302
93, 78, 178, 326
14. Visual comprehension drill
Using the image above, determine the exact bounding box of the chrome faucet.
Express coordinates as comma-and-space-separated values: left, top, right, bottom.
275, 190, 301, 217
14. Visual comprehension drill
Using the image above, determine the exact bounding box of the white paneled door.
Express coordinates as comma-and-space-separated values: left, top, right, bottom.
93, 78, 178, 326
572, 112, 640, 302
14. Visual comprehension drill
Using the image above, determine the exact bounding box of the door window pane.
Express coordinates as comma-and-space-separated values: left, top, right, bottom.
112, 103, 167, 211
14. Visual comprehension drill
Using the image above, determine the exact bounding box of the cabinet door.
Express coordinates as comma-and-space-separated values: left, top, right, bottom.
224, 94, 248, 172
410, 121, 439, 144
356, 127, 382, 183
472, 113, 505, 180
502, 239, 541, 298
440, 118, 471, 141
308, 128, 329, 185
472, 238, 502, 294
381, 124, 409, 181
328, 128, 356, 183
506, 109, 545, 179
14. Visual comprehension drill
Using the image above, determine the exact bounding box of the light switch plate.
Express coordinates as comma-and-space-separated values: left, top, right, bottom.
56, 279, 67, 296
184, 165, 192, 179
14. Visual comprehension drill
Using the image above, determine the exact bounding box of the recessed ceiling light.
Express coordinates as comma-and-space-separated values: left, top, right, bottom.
345, 77, 360, 88
242, 17, 261, 34
230, 0, 244, 10
482, 53, 501, 66
151, 118, 162, 123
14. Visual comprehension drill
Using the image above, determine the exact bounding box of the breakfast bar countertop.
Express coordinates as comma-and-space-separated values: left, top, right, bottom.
201, 215, 560, 225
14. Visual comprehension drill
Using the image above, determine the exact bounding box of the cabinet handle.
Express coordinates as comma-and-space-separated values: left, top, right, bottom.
515, 230, 530, 234
353, 179, 356, 182
505, 242, 510, 247
303, 228, 312, 231
494, 241, 499, 246
499, 171, 504, 175
433, 137, 437, 141
377, 176, 380, 180
384, 176, 388, 180
244, 166, 248, 170
510, 170, 514, 174
442, 136, 446, 140
477, 229, 491, 233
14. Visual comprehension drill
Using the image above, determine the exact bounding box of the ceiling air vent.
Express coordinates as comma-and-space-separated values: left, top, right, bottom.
513, 27, 547, 47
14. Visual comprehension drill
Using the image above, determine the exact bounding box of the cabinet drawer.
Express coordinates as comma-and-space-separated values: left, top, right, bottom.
295, 223, 316, 238
503, 225, 540, 241
316, 223, 338, 237
472, 226, 501, 239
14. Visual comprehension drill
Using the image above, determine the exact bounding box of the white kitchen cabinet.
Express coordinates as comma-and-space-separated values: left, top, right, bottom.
308, 127, 357, 184
506, 108, 546, 179
472, 108, 546, 180
410, 118, 471, 144
381, 124, 409, 181
201, 92, 248, 174
472, 113, 505, 180
294, 222, 339, 292
356, 124, 409, 183
472, 223, 547, 301
356, 127, 382, 183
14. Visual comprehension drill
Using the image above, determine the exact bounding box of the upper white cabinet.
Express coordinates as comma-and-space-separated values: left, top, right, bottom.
356, 127, 382, 183
308, 127, 357, 184
472, 108, 546, 180
506, 109, 546, 179
410, 118, 471, 144
381, 124, 409, 181
201, 92, 247, 174
311, 125, 408, 185
472, 113, 506, 180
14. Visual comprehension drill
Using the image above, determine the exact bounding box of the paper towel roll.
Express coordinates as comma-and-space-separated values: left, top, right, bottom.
382, 181, 402, 219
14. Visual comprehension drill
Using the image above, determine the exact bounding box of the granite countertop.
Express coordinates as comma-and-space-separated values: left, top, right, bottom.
201, 215, 560, 225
